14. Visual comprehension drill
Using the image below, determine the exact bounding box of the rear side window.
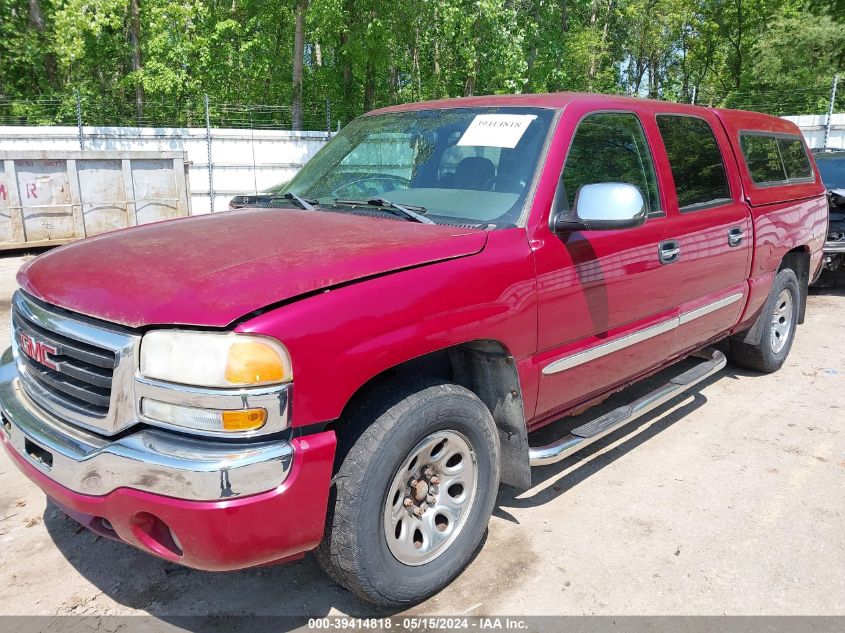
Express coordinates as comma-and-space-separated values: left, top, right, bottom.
562, 112, 660, 215
656, 115, 732, 211
740, 133, 813, 185
780, 138, 813, 179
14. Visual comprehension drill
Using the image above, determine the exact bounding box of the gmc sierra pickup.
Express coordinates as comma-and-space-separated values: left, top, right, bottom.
0, 93, 827, 607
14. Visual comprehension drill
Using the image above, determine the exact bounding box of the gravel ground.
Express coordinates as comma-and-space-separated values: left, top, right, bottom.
0, 252, 842, 620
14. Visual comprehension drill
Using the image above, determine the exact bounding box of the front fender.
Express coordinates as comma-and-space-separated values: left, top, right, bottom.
235, 229, 538, 429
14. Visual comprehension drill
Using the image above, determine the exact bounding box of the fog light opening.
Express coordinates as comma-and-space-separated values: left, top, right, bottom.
131, 512, 183, 558
169, 528, 183, 554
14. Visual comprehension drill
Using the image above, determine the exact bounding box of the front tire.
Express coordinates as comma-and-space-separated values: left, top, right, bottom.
315, 378, 500, 607
729, 268, 800, 373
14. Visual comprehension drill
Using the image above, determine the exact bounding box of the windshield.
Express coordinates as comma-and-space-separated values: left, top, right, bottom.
815, 152, 845, 190
284, 107, 555, 226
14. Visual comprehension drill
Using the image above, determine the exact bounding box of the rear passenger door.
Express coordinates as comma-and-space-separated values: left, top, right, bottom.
652, 112, 752, 350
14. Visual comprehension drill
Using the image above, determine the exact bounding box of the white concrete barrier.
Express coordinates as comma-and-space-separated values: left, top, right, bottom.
783, 113, 845, 150
0, 126, 332, 214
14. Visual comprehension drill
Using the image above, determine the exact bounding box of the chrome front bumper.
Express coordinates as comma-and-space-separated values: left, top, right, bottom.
824, 239, 845, 254
0, 361, 294, 501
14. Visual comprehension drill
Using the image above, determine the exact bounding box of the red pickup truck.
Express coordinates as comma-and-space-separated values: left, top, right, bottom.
0, 93, 827, 607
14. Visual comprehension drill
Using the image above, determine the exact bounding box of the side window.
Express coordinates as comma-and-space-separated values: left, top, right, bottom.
656, 115, 732, 211
779, 138, 813, 180
740, 133, 813, 185
562, 112, 660, 215
741, 135, 786, 183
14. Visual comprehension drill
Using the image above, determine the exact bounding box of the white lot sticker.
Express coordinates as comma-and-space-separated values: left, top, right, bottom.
456, 114, 538, 148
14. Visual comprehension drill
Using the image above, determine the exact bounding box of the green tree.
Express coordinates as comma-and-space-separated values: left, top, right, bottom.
0, 0, 843, 127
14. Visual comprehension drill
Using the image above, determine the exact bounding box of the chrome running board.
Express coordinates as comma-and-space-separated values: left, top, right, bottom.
528, 348, 726, 467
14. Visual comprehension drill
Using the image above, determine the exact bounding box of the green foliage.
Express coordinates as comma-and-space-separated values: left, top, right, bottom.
0, 0, 842, 128
745, 14, 845, 113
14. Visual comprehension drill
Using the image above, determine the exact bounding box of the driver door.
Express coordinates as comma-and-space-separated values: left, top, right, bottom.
531, 109, 681, 422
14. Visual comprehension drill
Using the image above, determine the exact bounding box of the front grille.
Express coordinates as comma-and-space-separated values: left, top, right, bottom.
10, 291, 139, 435
13, 308, 116, 417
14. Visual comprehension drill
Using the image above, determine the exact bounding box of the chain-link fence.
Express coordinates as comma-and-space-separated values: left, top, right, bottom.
0, 94, 335, 132
1, 80, 842, 216
695, 77, 844, 118
2, 79, 844, 129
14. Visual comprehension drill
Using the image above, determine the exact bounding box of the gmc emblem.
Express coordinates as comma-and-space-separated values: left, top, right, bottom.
19, 330, 58, 370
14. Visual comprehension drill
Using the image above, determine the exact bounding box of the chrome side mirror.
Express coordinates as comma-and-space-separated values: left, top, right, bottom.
552, 182, 647, 232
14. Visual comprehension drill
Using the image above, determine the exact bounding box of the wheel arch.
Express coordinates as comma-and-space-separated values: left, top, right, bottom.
331, 339, 532, 490
779, 246, 810, 325
735, 246, 809, 346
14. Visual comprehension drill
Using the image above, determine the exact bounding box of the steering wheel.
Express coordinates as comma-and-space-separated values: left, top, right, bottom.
482, 174, 526, 194
331, 175, 411, 199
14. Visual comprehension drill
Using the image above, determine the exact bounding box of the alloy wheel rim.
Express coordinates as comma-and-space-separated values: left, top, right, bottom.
383, 429, 478, 566
770, 289, 793, 354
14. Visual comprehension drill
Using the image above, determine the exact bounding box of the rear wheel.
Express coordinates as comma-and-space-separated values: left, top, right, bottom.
315, 378, 500, 606
729, 268, 800, 373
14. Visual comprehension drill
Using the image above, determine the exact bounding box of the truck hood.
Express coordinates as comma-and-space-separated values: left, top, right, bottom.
18, 208, 488, 328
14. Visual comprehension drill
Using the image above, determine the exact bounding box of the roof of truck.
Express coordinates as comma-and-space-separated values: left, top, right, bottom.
372, 92, 821, 206
370, 92, 799, 132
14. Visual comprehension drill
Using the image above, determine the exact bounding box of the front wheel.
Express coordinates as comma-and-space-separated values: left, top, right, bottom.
315, 378, 500, 606
728, 268, 800, 373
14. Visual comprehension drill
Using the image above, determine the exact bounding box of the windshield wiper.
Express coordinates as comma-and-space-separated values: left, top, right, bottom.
271, 192, 317, 211
334, 197, 435, 224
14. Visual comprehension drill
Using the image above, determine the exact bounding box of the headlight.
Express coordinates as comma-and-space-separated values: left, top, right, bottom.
140, 331, 292, 388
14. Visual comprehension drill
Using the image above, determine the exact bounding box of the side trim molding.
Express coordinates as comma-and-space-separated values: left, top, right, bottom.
542, 319, 677, 375
678, 292, 743, 325
541, 292, 744, 376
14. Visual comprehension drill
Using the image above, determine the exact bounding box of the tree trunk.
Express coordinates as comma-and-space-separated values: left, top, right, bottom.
340, 0, 354, 112
680, 26, 689, 101
128, 0, 144, 122
525, 45, 538, 92
734, 0, 743, 91
389, 66, 399, 103
363, 57, 376, 111
432, 5, 442, 96
292, 0, 308, 130
465, 19, 481, 97
648, 53, 660, 98
340, 32, 352, 91
632, 55, 647, 94
588, 0, 614, 89
413, 24, 421, 99
524, 1, 541, 92
362, 6, 377, 111
465, 56, 480, 97
28, 0, 57, 86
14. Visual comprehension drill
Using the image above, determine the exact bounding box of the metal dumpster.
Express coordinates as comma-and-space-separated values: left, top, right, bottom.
0, 150, 191, 250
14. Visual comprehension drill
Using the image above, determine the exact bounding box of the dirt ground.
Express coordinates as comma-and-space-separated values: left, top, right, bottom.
0, 252, 842, 620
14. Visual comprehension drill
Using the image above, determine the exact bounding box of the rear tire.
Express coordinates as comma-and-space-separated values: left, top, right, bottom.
315, 377, 500, 607
728, 268, 800, 373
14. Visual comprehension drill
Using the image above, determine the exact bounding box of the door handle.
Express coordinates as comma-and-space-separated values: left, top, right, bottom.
658, 240, 681, 264
728, 227, 745, 247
